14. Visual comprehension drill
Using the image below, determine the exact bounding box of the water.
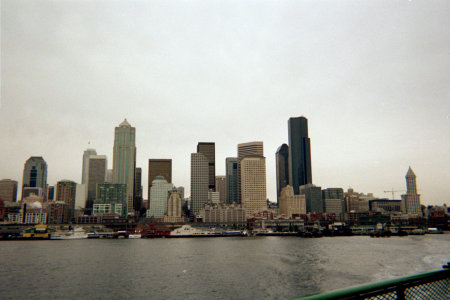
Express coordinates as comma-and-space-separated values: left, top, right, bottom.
1, 234, 449, 299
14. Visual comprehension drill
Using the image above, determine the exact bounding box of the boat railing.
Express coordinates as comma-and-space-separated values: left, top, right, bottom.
297, 263, 450, 300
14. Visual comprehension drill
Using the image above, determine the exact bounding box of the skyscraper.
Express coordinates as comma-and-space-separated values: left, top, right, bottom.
55, 180, 77, 221
215, 176, 226, 203
82, 148, 97, 184
240, 155, 267, 217
197, 142, 215, 191
22, 156, 47, 200
190, 153, 209, 216
0, 179, 18, 202
288, 116, 312, 194
112, 119, 136, 216
148, 159, 172, 201
276, 143, 289, 203
134, 167, 143, 212
86, 155, 107, 212
401, 167, 422, 216
237, 141, 264, 203
225, 157, 239, 204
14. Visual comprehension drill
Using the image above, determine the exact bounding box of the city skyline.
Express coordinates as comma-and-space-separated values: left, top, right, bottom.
1, 1, 449, 206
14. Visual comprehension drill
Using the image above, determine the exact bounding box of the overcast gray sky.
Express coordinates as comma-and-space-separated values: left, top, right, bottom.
1, 0, 449, 205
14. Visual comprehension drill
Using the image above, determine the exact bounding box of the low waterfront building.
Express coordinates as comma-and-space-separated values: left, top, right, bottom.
201, 203, 246, 223
369, 199, 402, 214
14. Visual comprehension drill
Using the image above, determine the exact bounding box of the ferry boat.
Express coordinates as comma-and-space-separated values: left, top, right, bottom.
22, 224, 52, 239
51, 227, 88, 240
169, 225, 221, 238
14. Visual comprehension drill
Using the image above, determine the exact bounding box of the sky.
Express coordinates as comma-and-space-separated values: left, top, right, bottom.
1, 0, 449, 205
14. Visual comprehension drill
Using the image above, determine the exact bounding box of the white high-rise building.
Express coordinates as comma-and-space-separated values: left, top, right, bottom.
190, 152, 209, 216
240, 155, 267, 217
112, 119, 136, 216
401, 167, 422, 216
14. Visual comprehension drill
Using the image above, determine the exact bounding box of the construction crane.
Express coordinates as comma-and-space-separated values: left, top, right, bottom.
383, 188, 404, 200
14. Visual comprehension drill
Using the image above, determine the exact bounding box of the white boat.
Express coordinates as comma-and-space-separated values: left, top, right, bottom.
51, 227, 88, 240
128, 233, 142, 239
169, 225, 221, 237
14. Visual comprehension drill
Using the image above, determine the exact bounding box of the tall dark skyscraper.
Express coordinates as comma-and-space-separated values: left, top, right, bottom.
197, 142, 215, 191
225, 157, 238, 204
276, 144, 289, 203
288, 117, 312, 194
134, 167, 143, 212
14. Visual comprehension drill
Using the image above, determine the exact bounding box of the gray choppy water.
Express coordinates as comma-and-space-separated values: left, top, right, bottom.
1, 234, 449, 299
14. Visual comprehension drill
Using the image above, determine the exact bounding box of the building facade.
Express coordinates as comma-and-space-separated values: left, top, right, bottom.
279, 185, 306, 218
134, 167, 143, 211
82, 148, 97, 184
240, 156, 267, 217
401, 167, 422, 216
201, 203, 246, 223
22, 156, 48, 201
86, 155, 107, 211
148, 176, 173, 218
164, 188, 184, 222
215, 176, 226, 203
322, 188, 345, 215
93, 183, 127, 217
55, 180, 77, 221
0, 179, 18, 202
47, 202, 70, 224
112, 119, 136, 216
190, 153, 209, 216
197, 142, 216, 191
288, 117, 312, 194
370, 199, 402, 213
148, 159, 172, 200
226, 157, 238, 204
299, 183, 322, 213
237, 141, 264, 203
276, 144, 289, 203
